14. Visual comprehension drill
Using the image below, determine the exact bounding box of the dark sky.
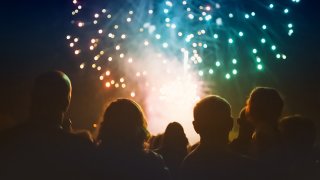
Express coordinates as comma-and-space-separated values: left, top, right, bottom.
0, 0, 319, 140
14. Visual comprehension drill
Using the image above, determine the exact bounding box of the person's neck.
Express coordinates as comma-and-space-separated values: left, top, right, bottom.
199, 136, 229, 150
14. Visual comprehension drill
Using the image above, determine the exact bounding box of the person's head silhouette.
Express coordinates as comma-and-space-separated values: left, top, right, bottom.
278, 116, 317, 180
98, 99, 150, 150
161, 122, 188, 150
246, 87, 283, 126
279, 115, 316, 153
29, 71, 72, 126
193, 95, 233, 146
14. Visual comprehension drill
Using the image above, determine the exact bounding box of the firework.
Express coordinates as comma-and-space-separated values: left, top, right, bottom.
66, 0, 300, 143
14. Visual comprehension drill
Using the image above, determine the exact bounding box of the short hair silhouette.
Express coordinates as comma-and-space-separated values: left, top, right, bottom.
98, 98, 150, 149
162, 122, 188, 149
181, 96, 254, 180
193, 95, 233, 140
279, 115, 316, 151
0, 71, 95, 179
246, 87, 283, 124
30, 71, 72, 124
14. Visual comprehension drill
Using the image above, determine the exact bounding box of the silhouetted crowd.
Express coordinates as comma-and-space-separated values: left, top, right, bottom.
0, 71, 319, 180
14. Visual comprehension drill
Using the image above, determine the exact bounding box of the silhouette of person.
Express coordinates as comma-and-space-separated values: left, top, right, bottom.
95, 98, 171, 180
0, 71, 94, 179
156, 122, 189, 179
246, 87, 284, 156
245, 87, 284, 179
229, 107, 255, 156
279, 115, 318, 179
180, 95, 255, 180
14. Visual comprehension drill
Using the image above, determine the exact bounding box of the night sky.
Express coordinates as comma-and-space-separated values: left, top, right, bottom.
0, 0, 319, 142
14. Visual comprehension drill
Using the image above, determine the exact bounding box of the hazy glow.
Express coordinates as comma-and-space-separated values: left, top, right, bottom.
67, 0, 300, 142
125, 49, 203, 143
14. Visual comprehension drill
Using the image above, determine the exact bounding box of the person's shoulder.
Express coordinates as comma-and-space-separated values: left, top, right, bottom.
62, 130, 94, 145
72, 130, 94, 143
179, 148, 202, 180
180, 146, 201, 171
57, 130, 95, 154
184, 145, 201, 161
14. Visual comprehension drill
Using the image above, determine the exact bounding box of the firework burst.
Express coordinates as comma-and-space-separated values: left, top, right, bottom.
66, 0, 301, 143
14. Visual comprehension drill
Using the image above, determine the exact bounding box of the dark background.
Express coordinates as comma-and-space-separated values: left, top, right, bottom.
0, 0, 319, 143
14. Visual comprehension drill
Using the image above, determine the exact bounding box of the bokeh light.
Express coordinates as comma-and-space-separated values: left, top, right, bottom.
67, 0, 301, 143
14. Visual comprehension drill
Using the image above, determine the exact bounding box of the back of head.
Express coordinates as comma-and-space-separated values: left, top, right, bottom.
162, 122, 188, 150
247, 87, 283, 126
279, 115, 316, 152
98, 99, 149, 150
193, 95, 233, 141
30, 71, 72, 123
